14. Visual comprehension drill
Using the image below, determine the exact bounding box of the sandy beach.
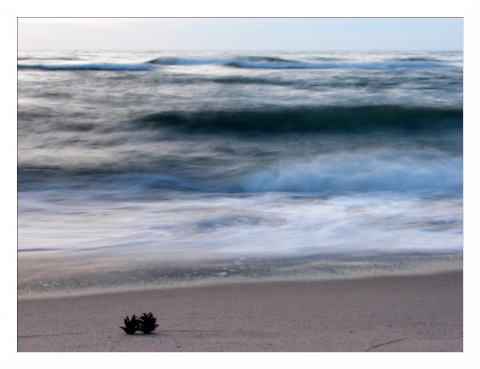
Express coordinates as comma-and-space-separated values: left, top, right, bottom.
17, 270, 462, 352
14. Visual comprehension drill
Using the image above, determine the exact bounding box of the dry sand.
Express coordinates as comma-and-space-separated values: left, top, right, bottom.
17, 271, 462, 352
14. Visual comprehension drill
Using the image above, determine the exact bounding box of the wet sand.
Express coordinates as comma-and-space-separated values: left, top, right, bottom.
17, 271, 462, 352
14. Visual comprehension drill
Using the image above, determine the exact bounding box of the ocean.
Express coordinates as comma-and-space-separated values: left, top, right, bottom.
17, 50, 463, 292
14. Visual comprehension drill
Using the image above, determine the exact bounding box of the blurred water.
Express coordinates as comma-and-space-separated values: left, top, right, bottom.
17, 50, 463, 263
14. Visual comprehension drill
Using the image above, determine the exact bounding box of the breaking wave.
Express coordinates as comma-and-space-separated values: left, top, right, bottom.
147, 55, 447, 69
240, 153, 463, 194
134, 105, 462, 134
17, 63, 155, 71
18, 54, 450, 72
18, 149, 463, 196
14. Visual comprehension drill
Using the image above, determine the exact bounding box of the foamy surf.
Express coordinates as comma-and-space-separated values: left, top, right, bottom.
17, 50, 463, 271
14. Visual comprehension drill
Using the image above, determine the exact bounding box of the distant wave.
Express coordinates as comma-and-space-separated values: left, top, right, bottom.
17, 56, 82, 61
17, 63, 155, 71
133, 105, 462, 135
146, 56, 231, 65
147, 55, 447, 70
227, 59, 446, 70
389, 56, 442, 62
18, 55, 449, 72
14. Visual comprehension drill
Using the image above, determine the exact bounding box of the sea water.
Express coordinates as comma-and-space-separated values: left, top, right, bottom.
17, 50, 463, 290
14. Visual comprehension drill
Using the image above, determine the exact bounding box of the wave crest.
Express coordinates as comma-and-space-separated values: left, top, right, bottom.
17, 63, 155, 71
147, 55, 447, 70
18, 54, 450, 72
134, 106, 462, 134
241, 153, 463, 194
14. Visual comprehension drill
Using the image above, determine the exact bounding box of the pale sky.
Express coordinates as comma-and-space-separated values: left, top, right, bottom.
17, 18, 463, 51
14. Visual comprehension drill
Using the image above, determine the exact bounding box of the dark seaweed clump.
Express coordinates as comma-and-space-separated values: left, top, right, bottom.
120, 312, 158, 335
119, 314, 139, 335
138, 312, 159, 334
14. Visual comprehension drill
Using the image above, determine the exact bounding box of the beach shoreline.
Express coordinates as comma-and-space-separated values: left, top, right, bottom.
18, 258, 463, 352
18, 252, 462, 298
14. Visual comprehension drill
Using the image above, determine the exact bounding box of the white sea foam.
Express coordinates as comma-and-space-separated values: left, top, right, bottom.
17, 192, 463, 258
241, 152, 462, 194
